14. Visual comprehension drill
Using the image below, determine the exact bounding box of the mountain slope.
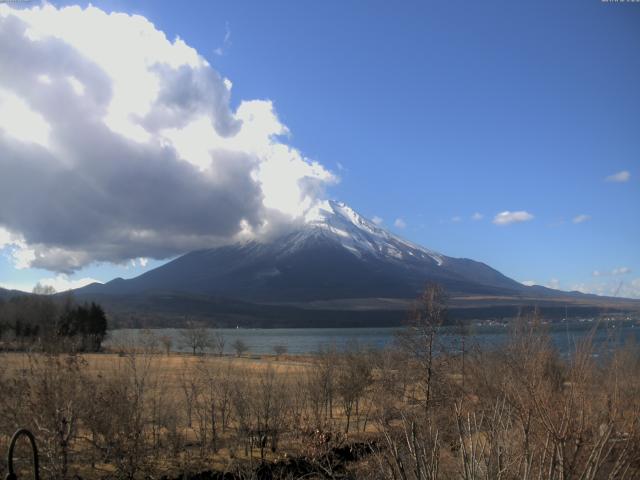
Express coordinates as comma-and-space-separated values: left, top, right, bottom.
79, 201, 529, 301
73, 201, 640, 326
0, 287, 28, 300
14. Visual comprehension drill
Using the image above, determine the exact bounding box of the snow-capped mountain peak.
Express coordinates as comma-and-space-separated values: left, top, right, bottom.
296, 200, 445, 266
75, 199, 532, 304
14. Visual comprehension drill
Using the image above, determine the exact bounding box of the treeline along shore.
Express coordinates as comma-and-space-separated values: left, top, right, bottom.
0, 285, 639, 479
0, 292, 107, 352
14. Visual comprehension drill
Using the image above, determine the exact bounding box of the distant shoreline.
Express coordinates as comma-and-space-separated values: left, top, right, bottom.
104, 320, 640, 356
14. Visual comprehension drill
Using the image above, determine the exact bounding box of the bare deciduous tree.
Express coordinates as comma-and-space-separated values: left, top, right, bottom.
180, 321, 212, 355
212, 330, 225, 356
273, 344, 287, 359
232, 339, 249, 357
231, 367, 290, 462
159, 335, 172, 355
398, 282, 448, 414
335, 345, 373, 433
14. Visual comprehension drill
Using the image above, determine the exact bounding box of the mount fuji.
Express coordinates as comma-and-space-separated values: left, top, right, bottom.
74, 201, 637, 327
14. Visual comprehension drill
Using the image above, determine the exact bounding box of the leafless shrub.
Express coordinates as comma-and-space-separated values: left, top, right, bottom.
160, 335, 173, 355
273, 344, 287, 359
335, 345, 373, 433
179, 360, 199, 429
376, 413, 441, 480
139, 329, 159, 353
192, 357, 235, 454
24, 354, 85, 479
447, 314, 640, 479
81, 353, 155, 480
231, 366, 290, 462
309, 346, 338, 427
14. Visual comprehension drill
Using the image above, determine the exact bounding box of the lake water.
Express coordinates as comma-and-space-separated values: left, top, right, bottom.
106, 321, 640, 356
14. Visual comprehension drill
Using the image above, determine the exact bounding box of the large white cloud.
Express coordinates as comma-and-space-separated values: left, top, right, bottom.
0, 4, 336, 273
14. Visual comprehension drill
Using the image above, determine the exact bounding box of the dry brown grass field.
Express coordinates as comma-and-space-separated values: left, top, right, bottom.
2, 312, 640, 479
0, 348, 383, 479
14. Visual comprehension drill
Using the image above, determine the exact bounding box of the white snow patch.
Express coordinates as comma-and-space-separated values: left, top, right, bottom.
298, 200, 444, 265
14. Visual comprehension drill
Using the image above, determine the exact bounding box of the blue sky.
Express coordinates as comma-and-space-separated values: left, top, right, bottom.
0, 0, 638, 297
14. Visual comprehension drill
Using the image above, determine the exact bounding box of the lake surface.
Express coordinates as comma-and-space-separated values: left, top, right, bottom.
106, 321, 640, 356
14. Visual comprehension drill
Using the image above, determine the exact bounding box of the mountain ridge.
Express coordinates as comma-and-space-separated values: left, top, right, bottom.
76, 200, 530, 301
52, 200, 640, 326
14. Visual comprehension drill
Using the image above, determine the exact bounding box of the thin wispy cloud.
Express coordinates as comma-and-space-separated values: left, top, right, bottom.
592, 267, 631, 277
605, 170, 630, 183
451, 216, 462, 223
128, 257, 149, 268
394, 218, 407, 229
546, 278, 561, 290
548, 219, 566, 227
372, 216, 383, 225
572, 214, 590, 224
493, 210, 534, 226
214, 21, 232, 56
34, 274, 101, 292
572, 278, 640, 299
471, 212, 484, 221
613, 267, 631, 275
